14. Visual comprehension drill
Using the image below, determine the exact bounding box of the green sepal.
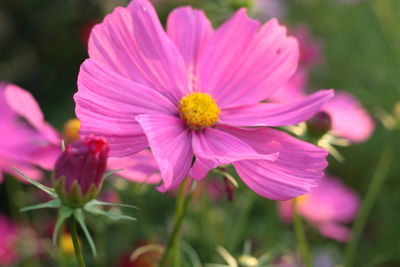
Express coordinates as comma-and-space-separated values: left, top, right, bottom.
103, 168, 124, 179
74, 209, 97, 257
54, 178, 99, 208
13, 167, 57, 197
20, 199, 61, 212
53, 205, 74, 245
85, 205, 137, 222
86, 199, 139, 210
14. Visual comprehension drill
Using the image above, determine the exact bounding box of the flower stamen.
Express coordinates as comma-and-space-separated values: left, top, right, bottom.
179, 92, 220, 129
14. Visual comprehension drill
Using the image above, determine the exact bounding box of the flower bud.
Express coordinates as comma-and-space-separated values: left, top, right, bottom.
306, 111, 332, 139
54, 136, 109, 207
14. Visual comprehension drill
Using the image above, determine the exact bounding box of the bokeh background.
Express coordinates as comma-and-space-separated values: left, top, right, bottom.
0, 0, 399, 266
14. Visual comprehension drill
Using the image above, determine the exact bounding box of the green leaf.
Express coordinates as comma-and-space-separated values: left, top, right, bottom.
13, 167, 57, 197
103, 168, 124, 179
20, 199, 61, 212
86, 199, 139, 210
85, 206, 137, 222
53, 205, 73, 245
74, 209, 97, 258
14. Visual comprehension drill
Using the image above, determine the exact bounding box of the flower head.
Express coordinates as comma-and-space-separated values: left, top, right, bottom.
54, 136, 109, 207
75, 0, 334, 200
278, 176, 360, 242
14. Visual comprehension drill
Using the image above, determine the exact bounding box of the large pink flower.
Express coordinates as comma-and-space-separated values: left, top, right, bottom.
278, 176, 360, 242
0, 83, 60, 182
74, 0, 334, 200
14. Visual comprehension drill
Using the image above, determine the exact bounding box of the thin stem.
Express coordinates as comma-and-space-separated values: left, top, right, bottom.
70, 217, 86, 267
344, 138, 394, 267
160, 179, 196, 267
293, 198, 312, 267
227, 192, 255, 252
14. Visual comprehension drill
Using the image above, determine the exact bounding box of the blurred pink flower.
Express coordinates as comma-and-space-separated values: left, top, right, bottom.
74, 0, 333, 200
1, 83, 160, 184
278, 176, 360, 242
271, 70, 374, 142
0, 83, 60, 182
0, 215, 20, 266
323, 91, 374, 142
293, 25, 323, 67
253, 0, 287, 20
107, 150, 162, 184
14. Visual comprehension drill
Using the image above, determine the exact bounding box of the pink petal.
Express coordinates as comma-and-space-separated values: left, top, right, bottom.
323, 91, 374, 142
220, 89, 334, 127
89, 0, 188, 101
189, 127, 278, 179
317, 221, 351, 242
199, 14, 299, 108
75, 59, 178, 157
27, 144, 61, 170
269, 68, 308, 103
4, 84, 44, 132
219, 125, 328, 200
167, 6, 213, 90
301, 176, 360, 223
4, 84, 60, 144
135, 114, 193, 192
107, 150, 161, 184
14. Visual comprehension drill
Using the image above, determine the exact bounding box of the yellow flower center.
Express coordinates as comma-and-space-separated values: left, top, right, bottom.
179, 92, 220, 129
63, 118, 81, 143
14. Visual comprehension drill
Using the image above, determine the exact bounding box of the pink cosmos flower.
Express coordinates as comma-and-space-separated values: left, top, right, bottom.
271, 70, 374, 142
0, 215, 20, 266
323, 91, 374, 142
278, 176, 360, 242
74, 0, 334, 200
0, 83, 60, 182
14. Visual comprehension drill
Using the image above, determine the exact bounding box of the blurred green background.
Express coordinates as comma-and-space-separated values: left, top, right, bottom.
0, 0, 399, 266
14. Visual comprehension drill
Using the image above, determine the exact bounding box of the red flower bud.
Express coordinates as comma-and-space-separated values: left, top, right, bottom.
54, 136, 109, 207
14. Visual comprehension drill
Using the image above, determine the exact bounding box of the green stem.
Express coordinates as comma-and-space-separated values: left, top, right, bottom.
70, 217, 86, 267
160, 179, 196, 267
344, 138, 394, 267
228, 192, 255, 252
293, 198, 312, 267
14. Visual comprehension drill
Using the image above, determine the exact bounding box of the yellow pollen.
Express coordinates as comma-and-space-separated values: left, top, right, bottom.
63, 118, 81, 143
179, 92, 220, 129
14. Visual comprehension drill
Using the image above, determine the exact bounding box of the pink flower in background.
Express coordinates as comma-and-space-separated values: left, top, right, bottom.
1, 83, 160, 184
75, 0, 334, 200
271, 26, 374, 143
107, 150, 161, 184
293, 25, 323, 67
278, 176, 360, 242
271, 71, 374, 143
0, 83, 60, 182
323, 91, 374, 142
253, 0, 287, 20
0, 215, 20, 266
